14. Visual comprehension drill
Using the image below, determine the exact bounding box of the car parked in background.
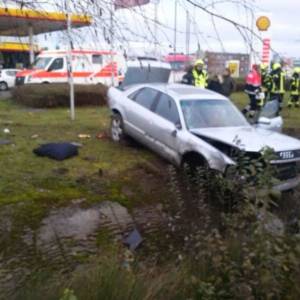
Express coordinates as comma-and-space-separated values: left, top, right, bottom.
0, 69, 20, 90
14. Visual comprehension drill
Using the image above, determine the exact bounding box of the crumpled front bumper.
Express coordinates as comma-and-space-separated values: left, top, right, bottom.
273, 175, 300, 192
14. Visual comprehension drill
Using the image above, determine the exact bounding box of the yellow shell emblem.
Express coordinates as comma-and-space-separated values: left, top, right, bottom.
256, 16, 271, 31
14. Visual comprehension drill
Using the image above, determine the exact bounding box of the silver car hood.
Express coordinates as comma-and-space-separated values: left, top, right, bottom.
191, 126, 300, 152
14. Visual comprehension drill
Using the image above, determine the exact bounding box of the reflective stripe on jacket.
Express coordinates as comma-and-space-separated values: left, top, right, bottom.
290, 75, 300, 96
271, 70, 285, 94
261, 71, 273, 91
192, 69, 208, 88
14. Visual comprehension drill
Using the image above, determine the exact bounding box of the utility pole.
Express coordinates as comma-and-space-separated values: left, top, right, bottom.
66, 0, 75, 120
186, 10, 190, 57
110, 2, 115, 86
173, 0, 177, 82
154, 1, 158, 56
28, 25, 34, 65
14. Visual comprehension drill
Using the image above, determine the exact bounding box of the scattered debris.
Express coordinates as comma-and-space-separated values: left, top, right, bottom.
0, 139, 11, 145
78, 134, 91, 139
96, 132, 109, 140
31, 134, 39, 139
123, 228, 143, 251
33, 143, 79, 161
3, 128, 10, 134
122, 249, 135, 271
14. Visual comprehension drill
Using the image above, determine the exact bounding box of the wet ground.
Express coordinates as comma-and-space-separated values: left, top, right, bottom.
0, 198, 165, 298
0, 90, 11, 100
1, 128, 300, 298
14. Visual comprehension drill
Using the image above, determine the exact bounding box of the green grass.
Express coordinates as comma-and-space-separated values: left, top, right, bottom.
1, 92, 299, 205
231, 91, 300, 129
1, 92, 299, 209
0, 99, 164, 236
1, 92, 300, 248
2, 93, 300, 300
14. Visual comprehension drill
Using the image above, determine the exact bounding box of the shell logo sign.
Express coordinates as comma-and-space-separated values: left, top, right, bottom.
256, 16, 271, 31
226, 60, 240, 78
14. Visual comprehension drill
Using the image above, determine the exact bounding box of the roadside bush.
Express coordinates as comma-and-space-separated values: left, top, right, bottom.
12, 83, 108, 108
162, 149, 300, 299
234, 77, 245, 92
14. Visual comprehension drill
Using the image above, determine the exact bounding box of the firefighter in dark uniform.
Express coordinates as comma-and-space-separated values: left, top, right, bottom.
260, 63, 272, 102
288, 67, 300, 108
270, 62, 286, 107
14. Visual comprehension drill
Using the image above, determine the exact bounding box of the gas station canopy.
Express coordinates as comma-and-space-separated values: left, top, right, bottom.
0, 7, 92, 36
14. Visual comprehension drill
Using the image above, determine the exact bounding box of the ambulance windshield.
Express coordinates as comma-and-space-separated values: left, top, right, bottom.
32, 57, 52, 69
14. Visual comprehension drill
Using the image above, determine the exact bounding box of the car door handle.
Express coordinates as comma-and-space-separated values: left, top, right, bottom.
171, 129, 177, 137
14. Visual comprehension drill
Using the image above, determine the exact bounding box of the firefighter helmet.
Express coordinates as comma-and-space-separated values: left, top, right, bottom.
195, 59, 204, 66
272, 62, 281, 70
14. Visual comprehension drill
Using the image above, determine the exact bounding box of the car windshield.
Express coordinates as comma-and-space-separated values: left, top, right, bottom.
32, 57, 52, 69
180, 99, 249, 129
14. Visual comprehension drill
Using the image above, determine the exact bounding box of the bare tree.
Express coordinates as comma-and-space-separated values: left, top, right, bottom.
0, 0, 274, 59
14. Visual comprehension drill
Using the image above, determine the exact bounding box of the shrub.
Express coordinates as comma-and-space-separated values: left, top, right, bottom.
12, 83, 108, 108
15, 254, 187, 300
234, 77, 246, 92
163, 150, 300, 299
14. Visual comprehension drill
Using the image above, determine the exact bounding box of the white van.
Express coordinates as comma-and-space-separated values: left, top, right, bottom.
15, 50, 126, 86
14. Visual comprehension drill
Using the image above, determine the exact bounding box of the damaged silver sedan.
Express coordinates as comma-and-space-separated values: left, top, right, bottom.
108, 79, 300, 192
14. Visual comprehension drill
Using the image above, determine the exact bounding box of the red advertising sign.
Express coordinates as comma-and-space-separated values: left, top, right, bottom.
115, 0, 150, 9
261, 38, 271, 64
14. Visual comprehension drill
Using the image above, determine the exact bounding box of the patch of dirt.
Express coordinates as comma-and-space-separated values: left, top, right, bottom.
283, 128, 300, 139
0, 198, 166, 298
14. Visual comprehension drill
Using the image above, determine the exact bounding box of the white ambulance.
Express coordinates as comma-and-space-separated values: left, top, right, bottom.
15, 50, 126, 86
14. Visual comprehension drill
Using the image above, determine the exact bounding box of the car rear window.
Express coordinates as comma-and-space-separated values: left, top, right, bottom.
130, 87, 159, 110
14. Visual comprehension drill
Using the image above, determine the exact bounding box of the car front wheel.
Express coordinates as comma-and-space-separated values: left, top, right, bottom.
0, 81, 8, 91
111, 113, 126, 143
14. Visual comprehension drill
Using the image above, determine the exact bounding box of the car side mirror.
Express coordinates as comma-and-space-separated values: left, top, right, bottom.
256, 116, 283, 132
258, 117, 271, 125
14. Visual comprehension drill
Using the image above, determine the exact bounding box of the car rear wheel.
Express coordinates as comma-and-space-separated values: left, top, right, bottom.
111, 113, 126, 143
0, 81, 8, 91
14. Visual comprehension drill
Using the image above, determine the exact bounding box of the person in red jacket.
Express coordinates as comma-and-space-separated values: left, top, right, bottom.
243, 64, 262, 116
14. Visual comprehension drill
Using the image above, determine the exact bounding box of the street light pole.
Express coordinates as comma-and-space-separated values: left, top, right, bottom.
28, 25, 34, 65
186, 10, 190, 57
110, 2, 115, 86
173, 0, 177, 82
66, 0, 75, 120
154, 1, 158, 56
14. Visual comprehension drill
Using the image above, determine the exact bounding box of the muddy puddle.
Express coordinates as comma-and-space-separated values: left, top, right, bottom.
0, 200, 164, 299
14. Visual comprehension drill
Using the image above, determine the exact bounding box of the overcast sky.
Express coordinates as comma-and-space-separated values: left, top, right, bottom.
101, 0, 300, 58
1, 0, 299, 59
131, 0, 300, 58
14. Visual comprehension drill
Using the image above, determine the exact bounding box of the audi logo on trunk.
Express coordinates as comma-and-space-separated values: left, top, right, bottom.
279, 151, 295, 160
